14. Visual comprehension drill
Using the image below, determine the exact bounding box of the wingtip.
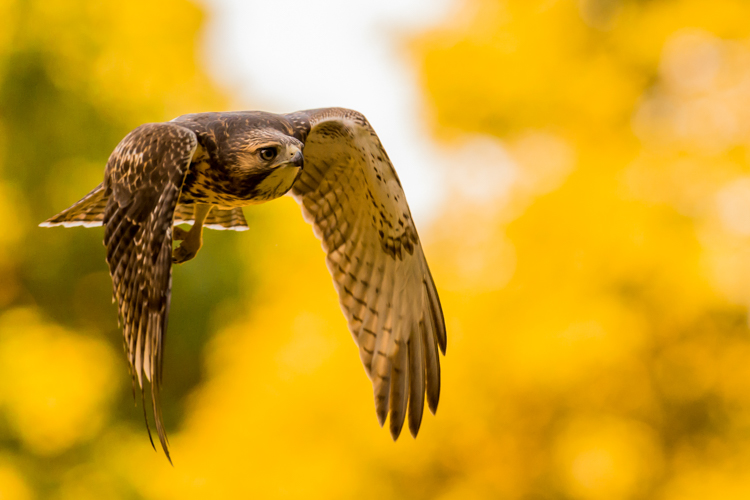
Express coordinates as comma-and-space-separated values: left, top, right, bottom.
140, 392, 156, 451
435, 318, 447, 356
408, 424, 420, 439
427, 391, 440, 416
389, 416, 405, 441
163, 448, 174, 467
407, 410, 423, 438
145, 423, 156, 451
438, 336, 447, 356
157, 428, 173, 466
424, 271, 447, 356
376, 409, 387, 427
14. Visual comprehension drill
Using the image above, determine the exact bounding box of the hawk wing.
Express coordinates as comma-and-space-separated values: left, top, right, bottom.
102, 122, 197, 462
287, 108, 446, 439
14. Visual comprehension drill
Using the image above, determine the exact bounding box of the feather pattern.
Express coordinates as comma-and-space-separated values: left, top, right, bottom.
173, 205, 249, 231
41, 107, 446, 456
288, 108, 447, 438
39, 183, 108, 227
102, 122, 198, 462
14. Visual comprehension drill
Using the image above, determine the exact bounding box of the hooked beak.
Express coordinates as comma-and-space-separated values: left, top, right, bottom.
290, 150, 304, 169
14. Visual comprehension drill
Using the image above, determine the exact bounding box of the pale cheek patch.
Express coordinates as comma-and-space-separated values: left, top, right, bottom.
255, 165, 301, 201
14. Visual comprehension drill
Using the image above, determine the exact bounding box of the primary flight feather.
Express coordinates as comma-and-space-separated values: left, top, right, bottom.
40, 108, 446, 461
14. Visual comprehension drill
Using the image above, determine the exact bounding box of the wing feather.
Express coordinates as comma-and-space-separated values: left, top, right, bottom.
422, 293, 441, 414
389, 334, 409, 439
357, 251, 386, 374
102, 122, 197, 462
288, 108, 446, 438
407, 322, 425, 437
373, 294, 393, 426
425, 266, 447, 355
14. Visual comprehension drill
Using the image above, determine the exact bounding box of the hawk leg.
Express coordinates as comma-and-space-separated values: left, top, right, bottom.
172, 204, 212, 264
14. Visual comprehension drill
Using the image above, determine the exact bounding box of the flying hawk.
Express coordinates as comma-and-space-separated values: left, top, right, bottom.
41, 108, 446, 462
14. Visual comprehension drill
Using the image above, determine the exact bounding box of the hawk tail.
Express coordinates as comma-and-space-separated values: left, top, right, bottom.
173, 206, 249, 231
39, 183, 108, 228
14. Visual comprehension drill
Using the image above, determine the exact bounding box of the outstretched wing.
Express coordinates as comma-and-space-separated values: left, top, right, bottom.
287, 108, 446, 439
102, 122, 197, 462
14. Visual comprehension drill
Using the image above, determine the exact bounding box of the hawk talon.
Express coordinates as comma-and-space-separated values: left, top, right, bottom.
172, 241, 199, 263
172, 226, 202, 263
172, 205, 210, 264
172, 226, 189, 241
171, 227, 202, 264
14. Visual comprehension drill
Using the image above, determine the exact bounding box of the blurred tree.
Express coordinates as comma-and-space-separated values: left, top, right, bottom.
411, 0, 750, 498
6, 0, 750, 499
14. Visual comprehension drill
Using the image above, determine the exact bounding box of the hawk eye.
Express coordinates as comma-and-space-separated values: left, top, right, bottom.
258, 147, 277, 162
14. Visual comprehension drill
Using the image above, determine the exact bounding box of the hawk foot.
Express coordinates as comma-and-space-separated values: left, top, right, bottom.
172, 226, 189, 241
172, 226, 202, 264
172, 240, 200, 264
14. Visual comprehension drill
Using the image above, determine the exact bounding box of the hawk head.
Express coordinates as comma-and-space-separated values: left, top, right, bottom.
231, 128, 305, 202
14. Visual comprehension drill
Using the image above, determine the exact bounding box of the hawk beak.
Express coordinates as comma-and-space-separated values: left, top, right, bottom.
291, 150, 304, 169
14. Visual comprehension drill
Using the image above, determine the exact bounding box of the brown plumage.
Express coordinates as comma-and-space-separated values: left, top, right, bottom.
40, 108, 446, 461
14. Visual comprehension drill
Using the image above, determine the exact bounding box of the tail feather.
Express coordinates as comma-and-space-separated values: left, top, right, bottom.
42, 185, 250, 231
205, 207, 248, 231
174, 206, 248, 231
40, 183, 108, 228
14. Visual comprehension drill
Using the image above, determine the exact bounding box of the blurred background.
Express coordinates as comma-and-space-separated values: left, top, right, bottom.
2, 0, 750, 498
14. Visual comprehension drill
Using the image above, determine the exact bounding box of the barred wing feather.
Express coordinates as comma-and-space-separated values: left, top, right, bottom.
288, 108, 446, 439
102, 122, 197, 462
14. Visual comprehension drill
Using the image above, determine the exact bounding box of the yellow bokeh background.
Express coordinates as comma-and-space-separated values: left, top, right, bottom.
3, 0, 750, 498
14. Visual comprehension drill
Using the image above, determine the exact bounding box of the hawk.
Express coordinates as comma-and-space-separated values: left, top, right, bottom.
41, 108, 446, 462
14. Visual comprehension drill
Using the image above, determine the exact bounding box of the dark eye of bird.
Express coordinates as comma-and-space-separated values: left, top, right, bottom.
259, 147, 277, 161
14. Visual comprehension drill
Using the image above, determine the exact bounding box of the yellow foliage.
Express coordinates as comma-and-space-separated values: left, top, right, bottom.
0, 309, 118, 455
5, 0, 750, 498
0, 459, 33, 500
17, 0, 224, 123
411, 0, 750, 498
553, 415, 663, 499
